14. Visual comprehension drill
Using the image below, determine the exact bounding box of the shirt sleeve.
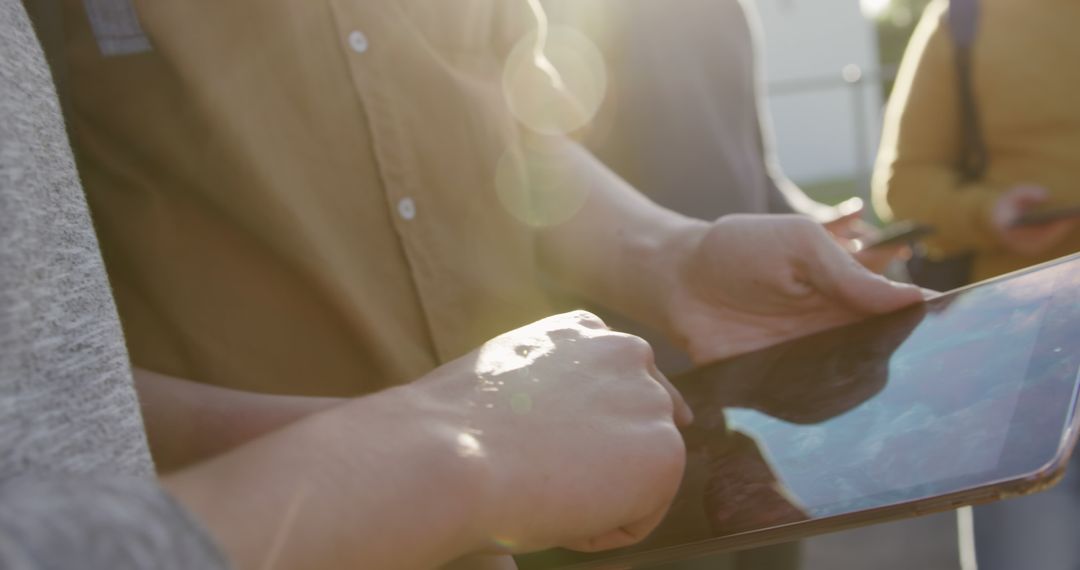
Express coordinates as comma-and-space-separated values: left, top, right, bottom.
753, 72, 799, 216
742, 0, 825, 219
872, 0, 1003, 257
0, 474, 229, 570
757, 76, 831, 220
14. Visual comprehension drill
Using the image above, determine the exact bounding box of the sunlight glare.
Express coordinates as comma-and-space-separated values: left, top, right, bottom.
456, 432, 486, 458
494, 143, 590, 227
525, 0, 568, 93
503, 1, 607, 135
475, 332, 553, 377
861, 0, 891, 18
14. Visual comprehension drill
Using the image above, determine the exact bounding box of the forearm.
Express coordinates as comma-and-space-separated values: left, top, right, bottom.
134, 368, 342, 471
534, 137, 708, 333
876, 166, 1003, 254
158, 312, 694, 569
162, 384, 485, 570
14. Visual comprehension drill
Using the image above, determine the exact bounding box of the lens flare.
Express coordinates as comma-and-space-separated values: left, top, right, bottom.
502, 7, 607, 136
494, 143, 590, 227
491, 536, 518, 551
525, 0, 568, 93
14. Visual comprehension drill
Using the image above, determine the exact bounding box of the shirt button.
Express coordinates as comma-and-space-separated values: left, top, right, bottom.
348, 30, 369, 54
397, 197, 417, 221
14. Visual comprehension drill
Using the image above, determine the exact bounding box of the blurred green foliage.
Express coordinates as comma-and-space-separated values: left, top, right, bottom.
803, 177, 862, 206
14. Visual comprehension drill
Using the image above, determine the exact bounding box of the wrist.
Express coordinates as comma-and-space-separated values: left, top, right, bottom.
161, 381, 497, 570
337, 384, 496, 555
622, 215, 710, 335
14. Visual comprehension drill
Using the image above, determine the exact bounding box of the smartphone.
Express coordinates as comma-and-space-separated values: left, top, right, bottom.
518, 253, 1080, 570
1013, 205, 1080, 227
860, 220, 935, 250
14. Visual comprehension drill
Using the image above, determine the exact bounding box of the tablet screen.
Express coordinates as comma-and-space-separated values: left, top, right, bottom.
520, 254, 1080, 569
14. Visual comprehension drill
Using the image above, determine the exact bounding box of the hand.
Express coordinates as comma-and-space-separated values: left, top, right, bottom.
416, 311, 692, 554
818, 197, 865, 233
163, 311, 691, 570
990, 185, 1076, 256
821, 198, 909, 275
663, 215, 924, 364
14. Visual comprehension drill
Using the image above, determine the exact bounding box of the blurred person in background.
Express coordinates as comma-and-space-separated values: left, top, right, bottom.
873, 0, 1080, 284
545, 0, 904, 277
546, 0, 854, 227
873, 0, 1080, 568
542, 0, 906, 368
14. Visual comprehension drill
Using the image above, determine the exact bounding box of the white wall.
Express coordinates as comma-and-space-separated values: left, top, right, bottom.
754, 0, 884, 192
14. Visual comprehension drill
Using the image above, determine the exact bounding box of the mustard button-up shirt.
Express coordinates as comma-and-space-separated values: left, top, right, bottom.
63, 0, 555, 395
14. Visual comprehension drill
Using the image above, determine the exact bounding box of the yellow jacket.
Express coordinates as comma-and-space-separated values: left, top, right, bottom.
873, 0, 1080, 281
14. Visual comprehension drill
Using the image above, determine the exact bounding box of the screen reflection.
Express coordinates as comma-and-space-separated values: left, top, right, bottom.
679, 302, 927, 536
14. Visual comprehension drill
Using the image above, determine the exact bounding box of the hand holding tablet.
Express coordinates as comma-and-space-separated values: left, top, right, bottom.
520, 254, 1080, 569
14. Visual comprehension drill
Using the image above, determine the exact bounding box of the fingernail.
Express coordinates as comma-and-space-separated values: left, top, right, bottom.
681, 402, 695, 425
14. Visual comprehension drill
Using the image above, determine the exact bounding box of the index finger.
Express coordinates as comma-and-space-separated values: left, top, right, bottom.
648, 361, 694, 428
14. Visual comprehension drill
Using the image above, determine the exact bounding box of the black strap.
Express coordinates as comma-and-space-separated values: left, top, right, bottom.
905, 0, 984, 289
948, 0, 988, 182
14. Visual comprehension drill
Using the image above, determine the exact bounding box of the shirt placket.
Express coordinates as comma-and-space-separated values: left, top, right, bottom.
325, 0, 452, 361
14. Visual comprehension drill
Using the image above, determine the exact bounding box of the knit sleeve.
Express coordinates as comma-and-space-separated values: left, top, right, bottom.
0, 473, 229, 570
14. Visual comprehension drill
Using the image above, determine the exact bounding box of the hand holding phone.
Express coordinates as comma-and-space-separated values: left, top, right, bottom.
859, 220, 936, 250
821, 197, 866, 234
992, 186, 1077, 255
1012, 205, 1080, 227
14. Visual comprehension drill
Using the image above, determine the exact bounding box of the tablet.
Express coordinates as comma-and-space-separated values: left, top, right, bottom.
519, 253, 1080, 569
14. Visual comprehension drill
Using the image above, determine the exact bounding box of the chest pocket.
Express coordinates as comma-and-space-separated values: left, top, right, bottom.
82, 0, 151, 56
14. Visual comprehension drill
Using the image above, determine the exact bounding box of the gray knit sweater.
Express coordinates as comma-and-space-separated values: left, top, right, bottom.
0, 0, 226, 567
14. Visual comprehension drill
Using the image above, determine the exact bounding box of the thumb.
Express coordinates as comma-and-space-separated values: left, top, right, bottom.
1009, 184, 1049, 207
994, 185, 1047, 229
